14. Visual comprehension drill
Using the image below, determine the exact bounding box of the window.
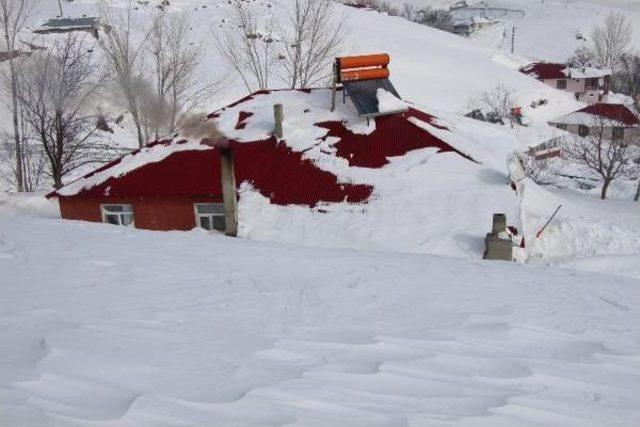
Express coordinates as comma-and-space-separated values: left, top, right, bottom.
195, 203, 226, 232
100, 204, 134, 226
556, 79, 567, 89
556, 123, 567, 131
578, 125, 590, 137
585, 78, 598, 90
612, 127, 624, 140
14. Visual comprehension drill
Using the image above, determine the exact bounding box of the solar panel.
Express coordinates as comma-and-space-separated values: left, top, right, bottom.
342, 78, 402, 118
34, 17, 100, 32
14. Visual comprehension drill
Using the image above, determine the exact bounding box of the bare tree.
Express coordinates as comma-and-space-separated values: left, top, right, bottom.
0, 131, 47, 191
562, 116, 636, 199
351, 0, 399, 16
213, 0, 275, 93
18, 35, 109, 189
0, 0, 39, 191
567, 46, 596, 68
467, 83, 516, 123
631, 136, 640, 202
98, 0, 153, 147
613, 51, 640, 111
592, 12, 632, 70
279, 0, 346, 89
415, 7, 453, 32
147, 12, 208, 138
634, 161, 640, 202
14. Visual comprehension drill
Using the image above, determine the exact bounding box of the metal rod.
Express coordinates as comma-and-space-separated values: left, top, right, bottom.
535, 205, 561, 238
330, 62, 337, 112
273, 104, 283, 139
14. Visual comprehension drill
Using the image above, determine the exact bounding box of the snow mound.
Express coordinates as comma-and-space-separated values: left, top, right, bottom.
376, 88, 408, 114
0, 216, 638, 426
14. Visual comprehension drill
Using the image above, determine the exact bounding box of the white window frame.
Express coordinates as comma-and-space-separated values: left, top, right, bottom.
100, 204, 134, 226
194, 203, 226, 232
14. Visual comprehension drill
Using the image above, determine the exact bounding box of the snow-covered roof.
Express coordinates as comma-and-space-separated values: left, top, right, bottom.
549, 103, 640, 127
54, 140, 214, 197
49, 88, 475, 204
33, 16, 102, 33
519, 62, 611, 80
453, 16, 498, 26
569, 66, 612, 79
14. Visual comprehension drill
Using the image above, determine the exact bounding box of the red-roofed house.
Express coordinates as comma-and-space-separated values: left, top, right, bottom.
46, 88, 472, 233
548, 103, 640, 144
519, 62, 611, 104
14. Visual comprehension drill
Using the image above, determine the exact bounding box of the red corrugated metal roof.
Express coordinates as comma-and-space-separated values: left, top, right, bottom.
577, 103, 640, 126
49, 139, 372, 206
519, 62, 568, 80
318, 108, 472, 168
48, 89, 472, 207
232, 138, 372, 206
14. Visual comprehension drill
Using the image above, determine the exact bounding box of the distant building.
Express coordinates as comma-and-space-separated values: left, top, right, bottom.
519, 62, 611, 104
548, 103, 640, 145
33, 16, 108, 39
452, 16, 499, 36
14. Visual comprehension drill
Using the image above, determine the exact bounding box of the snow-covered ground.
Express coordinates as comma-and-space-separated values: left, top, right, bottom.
520, 182, 640, 280
1, 199, 639, 426
1, 1, 639, 424
394, 0, 640, 63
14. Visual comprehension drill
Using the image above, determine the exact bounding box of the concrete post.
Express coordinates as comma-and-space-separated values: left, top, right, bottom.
219, 147, 238, 237
274, 104, 283, 139
492, 213, 507, 234
484, 213, 513, 261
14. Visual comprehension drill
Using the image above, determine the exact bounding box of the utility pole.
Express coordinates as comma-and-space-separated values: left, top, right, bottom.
511, 26, 516, 54
57, 0, 63, 16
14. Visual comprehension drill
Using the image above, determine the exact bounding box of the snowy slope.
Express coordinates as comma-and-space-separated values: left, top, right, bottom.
389, 0, 640, 63
0, 203, 639, 427
487, 0, 640, 62
3, 0, 635, 270
25, 0, 583, 122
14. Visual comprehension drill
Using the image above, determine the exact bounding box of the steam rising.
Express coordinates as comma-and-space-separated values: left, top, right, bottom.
178, 113, 227, 147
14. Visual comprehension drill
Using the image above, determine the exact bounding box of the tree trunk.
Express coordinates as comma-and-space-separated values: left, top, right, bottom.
8, 55, 23, 191
635, 178, 640, 202
600, 179, 611, 199
53, 169, 63, 189
133, 115, 144, 148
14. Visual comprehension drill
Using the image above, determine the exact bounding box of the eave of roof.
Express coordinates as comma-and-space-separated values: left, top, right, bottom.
549, 103, 640, 127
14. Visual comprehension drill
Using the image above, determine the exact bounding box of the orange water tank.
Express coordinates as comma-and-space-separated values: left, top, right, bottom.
340, 68, 390, 82
338, 54, 390, 70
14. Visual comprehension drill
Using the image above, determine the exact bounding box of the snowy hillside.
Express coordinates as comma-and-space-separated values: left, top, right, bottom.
478, 0, 640, 62
24, 0, 583, 124
1, 0, 636, 270
1, 204, 639, 426
1, 1, 640, 425
389, 0, 640, 62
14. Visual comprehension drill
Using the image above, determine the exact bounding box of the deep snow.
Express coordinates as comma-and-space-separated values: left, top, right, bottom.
0, 200, 639, 426
1, 1, 639, 424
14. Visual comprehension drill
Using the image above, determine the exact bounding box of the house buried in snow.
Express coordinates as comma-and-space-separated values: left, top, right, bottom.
519, 62, 611, 104
47, 54, 474, 234
548, 103, 640, 144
